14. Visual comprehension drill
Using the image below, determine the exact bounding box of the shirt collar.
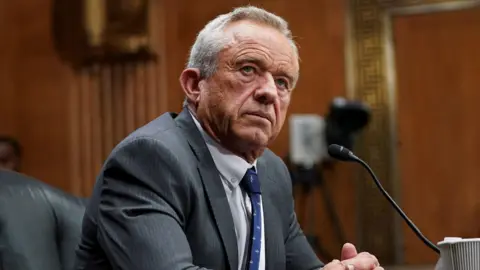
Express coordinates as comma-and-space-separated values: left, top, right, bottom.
189, 110, 257, 189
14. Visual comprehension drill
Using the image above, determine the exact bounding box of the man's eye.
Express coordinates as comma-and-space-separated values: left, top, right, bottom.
240, 66, 255, 74
275, 78, 288, 89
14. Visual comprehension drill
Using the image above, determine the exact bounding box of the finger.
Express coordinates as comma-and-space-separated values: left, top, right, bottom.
341, 243, 358, 260
359, 252, 379, 267
323, 259, 346, 270
341, 252, 379, 270
374, 267, 384, 270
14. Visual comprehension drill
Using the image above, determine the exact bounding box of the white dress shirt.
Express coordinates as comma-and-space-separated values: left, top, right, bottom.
191, 113, 266, 270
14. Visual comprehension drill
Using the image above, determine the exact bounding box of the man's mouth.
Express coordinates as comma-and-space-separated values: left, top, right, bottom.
245, 112, 273, 123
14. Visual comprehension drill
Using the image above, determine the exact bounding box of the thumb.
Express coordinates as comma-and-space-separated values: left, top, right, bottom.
341, 243, 358, 260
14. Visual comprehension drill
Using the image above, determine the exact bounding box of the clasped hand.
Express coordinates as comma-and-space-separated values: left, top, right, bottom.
322, 243, 383, 270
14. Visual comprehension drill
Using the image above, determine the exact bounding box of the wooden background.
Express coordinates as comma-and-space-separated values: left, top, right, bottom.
394, 5, 480, 264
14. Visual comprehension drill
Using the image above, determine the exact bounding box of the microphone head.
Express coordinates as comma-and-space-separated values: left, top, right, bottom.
327, 144, 357, 161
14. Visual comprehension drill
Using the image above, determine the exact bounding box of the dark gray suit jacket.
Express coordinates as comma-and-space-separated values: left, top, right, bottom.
74, 107, 324, 270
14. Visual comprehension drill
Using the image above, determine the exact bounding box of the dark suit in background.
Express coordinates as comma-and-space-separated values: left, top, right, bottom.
74, 108, 323, 270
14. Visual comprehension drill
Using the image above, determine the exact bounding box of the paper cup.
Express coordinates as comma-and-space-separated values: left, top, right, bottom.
436, 237, 480, 270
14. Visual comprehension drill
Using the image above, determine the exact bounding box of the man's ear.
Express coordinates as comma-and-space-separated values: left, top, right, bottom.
179, 68, 202, 105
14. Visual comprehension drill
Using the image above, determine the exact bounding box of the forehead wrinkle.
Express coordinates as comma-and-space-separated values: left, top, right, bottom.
220, 26, 299, 82
231, 40, 295, 67
233, 47, 274, 66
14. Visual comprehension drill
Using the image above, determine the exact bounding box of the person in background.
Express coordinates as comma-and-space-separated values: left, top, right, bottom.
75, 6, 383, 270
0, 136, 21, 172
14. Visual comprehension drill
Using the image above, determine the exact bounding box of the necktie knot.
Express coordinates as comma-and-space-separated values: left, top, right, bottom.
241, 167, 261, 194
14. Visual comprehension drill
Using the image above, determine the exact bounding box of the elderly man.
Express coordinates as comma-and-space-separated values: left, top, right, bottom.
74, 6, 383, 270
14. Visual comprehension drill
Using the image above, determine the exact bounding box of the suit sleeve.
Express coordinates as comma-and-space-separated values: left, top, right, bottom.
96, 137, 211, 270
281, 162, 325, 270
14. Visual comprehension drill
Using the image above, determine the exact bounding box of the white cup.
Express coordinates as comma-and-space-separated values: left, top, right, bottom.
435, 237, 480, 270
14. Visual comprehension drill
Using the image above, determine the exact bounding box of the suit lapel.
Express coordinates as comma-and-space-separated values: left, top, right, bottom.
175, 107, 238, 270
257, 158, 278, 270
198, 162, 238, 270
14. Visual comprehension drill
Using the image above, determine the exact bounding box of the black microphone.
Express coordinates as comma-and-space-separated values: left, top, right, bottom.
327, 144, 440, 254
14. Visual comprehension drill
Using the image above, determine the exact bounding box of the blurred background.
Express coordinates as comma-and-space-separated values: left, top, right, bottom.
1, 0, 479, 268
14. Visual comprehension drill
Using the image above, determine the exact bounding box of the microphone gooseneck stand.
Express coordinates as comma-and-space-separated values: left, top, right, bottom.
327, 144, 441, 254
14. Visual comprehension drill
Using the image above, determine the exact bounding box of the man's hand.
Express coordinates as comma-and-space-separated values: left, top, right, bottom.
322, 243, 383, 270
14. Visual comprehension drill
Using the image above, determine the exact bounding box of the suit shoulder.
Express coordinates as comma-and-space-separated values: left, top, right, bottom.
98, 114, 199, 191
261, 149, 289, 171
100, 119, 198, 186
260, 149, 292, 190
110, 113, 189, 158
121, 112, 180, 144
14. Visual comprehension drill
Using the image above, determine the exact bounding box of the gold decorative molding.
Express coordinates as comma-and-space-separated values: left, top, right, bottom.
346, 0, 480, 265
53, 0, 156, 68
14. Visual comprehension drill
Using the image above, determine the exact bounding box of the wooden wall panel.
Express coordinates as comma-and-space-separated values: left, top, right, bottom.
70, 62, 165, 196
0, 0, 168, 194
394, 6, 480, 264
4, 0, 74, 191
0, 1, 18, 136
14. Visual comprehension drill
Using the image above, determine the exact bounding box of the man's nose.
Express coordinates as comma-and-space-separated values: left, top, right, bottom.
253, 74, 277, 104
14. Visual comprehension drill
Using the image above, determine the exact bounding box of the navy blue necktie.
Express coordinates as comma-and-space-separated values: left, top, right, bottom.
241, 167, 262, 270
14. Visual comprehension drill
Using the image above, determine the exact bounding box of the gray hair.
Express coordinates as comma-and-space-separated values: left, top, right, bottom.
183, 6, 299, 108
187, 6, 299, 79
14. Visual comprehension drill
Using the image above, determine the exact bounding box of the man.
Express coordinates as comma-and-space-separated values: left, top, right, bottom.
0, 136, 21, 172
74, 6, 383, 270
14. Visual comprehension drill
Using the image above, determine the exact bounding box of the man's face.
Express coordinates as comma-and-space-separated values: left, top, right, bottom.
196, 21, 299, 152
0, 142, 19, 171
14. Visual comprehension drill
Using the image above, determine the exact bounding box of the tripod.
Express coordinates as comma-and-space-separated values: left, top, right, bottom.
286, 158, 348, 262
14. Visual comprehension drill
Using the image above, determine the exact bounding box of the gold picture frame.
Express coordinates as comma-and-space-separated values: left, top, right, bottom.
345, 0, 480, 264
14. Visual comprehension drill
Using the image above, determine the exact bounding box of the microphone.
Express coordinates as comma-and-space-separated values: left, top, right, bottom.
327, 144, 440, 254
